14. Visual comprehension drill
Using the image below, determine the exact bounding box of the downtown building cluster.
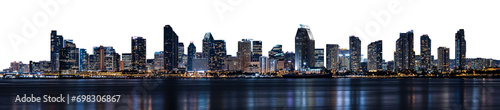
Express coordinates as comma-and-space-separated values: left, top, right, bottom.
2, 25, 500, 74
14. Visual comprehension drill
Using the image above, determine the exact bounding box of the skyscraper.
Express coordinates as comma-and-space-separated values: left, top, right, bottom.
455, 29, 466, 70
259, 56, 269, 73
339, 48, 350, 71
238, 39, 252, 71
394, 30, 415, 71
187, 42, 196, 71
368, 40, 383, 72
178, 42, 185, 68
153, 52, 164, 71
94, 46, 119, 71
209, 40, 226, 71
314, 48, 324, 67
202, 32, 214, 59
349, 36, 361, 72
251, 40, 262, 62
78, 49, 88, 71
164, 25, 179, 71
50, 30, 63, 71
420, 34, 431, 71
284, 52, 295, 71
59, 39, 79, 72
132, 37, 146, 71
326, 44, 339, 71
438, 47, 450, 73
122, 53, 132, 70
269, 44, 285, 61
294, 24, 315, 70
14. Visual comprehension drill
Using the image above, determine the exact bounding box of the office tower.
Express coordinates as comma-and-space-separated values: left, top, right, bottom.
131, 37, 146, 71
93, 46, 119, 71
122, 53, 132, 70
260, 56, 269, 73
209, 40, 226, 71
269, 59, 277, 72
178, 42, 185, 68
252, 40, 262, 61
368, 40, 383, 72
114, 53, 121, 71
415, 55, 421, 72
269, 45, 284, 60
146, 59, 154, 71
438, 47, 450, 72
164, 25, 179, 71
203, 32, 214, 58
79, 49, 88, 71
50, 30, 64, 71
238, 39, 252, 71
224, 55, 239, 71
420, 34, 431, 71
314, 48, 324, 67
349, 36, 361, 72
360, 62, 368, 72
394, 30, 415, 71
387, 61, 394, 72
339, 48, 350, 71
326, 44, 339, 71
153, 51, 164, 71
284, 52, 295, 71
294, 24, 315, 70
119, 61, 124, 71
88, 55, 95, 71
187, 42, 196, 71
193, 52, 209, 71
59, 39, 79, 72
455, 29, 466, 70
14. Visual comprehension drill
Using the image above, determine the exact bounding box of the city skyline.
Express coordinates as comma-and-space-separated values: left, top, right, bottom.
2, 0, 500, 69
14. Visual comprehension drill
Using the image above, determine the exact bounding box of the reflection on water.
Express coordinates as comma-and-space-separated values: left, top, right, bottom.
0, 78, 499, 110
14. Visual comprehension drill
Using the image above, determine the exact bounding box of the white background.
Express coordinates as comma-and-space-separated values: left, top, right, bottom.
1, 0, 499, 69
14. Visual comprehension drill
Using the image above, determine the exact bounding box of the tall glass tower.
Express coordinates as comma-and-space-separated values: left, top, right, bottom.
294, 24, 315, 71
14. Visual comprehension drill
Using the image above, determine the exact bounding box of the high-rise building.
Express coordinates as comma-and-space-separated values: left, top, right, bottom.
153, 52, 164, 71
438, 47, 450, 73
294, 24, 315, 70
146, 59, 154, 71
132, 37, 146, 71
284, 52, 295, 71
50, 30, 64, 71
326, 44, 339, 71
269, 45, 284, 60
339, 48, 350, 71
349, 36, 361, 72
88, 54, 95, 71
209, 40, 226, 71
420, 34, 431, 71
314, 48, 324, 67
224, 55, 239, 71
368, 40, 383, 72
238, 39, 252, 71
394, 30, 415, 71
187, 42, 196, 71
455, 29, 466, 70
164, 25, 179, 72
122, 53, 132, 70
93, 46, 120, 71
79, 49, 88, 71
251, 40, 262, 62
260, 56, 269, 73
178, 42, 185, 68
59, 39, 79, 72
202, 32, 214, 59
